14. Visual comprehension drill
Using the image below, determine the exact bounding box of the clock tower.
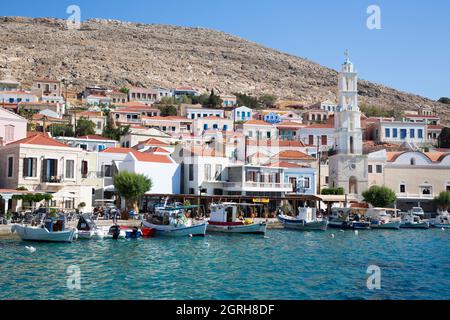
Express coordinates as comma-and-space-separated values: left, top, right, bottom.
329, 52, 368, 196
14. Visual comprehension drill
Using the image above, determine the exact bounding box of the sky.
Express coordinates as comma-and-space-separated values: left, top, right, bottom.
1, 0, 449, 100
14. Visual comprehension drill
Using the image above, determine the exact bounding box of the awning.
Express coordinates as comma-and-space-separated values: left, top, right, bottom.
104, 185, 116, 192
52, 191, 76, 199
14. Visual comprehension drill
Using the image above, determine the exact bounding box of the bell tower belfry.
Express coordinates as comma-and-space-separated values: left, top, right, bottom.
329, 52, 368, 197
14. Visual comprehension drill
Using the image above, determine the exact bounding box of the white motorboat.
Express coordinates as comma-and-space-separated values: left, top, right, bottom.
207, 203, 267, 235
365, 208, 401, 230
430, 211, 450, 228
400, 207, 430, 229
143, 201, 207, 237
76, 214, 108, 240
11, 216, 77, 243
278, 207, 327, 231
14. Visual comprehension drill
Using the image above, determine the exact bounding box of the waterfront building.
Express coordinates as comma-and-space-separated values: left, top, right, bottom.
367, 149, 450, 212
0, 133, 95, 211
264, 161, 317, 196
0, 106, 27, 145
328, 55, 368, 196
119, 150, 181, 195
173, 145, 230, 196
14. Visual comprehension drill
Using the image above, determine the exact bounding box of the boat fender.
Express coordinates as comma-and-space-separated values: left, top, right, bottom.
10, 225, 16, 233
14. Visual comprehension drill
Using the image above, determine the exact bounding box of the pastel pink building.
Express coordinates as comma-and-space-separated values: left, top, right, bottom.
0, 107, 27, 146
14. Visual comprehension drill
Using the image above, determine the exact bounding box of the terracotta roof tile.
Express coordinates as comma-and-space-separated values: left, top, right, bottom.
9, 134, 69, 148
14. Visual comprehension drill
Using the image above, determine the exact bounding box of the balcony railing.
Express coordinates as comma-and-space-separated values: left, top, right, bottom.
205, 180, 292, 190
41, 176, 62, 183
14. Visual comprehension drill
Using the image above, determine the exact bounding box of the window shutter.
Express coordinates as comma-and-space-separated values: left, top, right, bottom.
32, 158, 37, 177
23, 158, 28, 177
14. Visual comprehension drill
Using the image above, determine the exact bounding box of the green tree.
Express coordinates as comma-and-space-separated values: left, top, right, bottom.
159, 105, 178, 117
119, 87, 130, 95
438, 97, 450, 104
177, 95, 192, 105
192, 94, 210, 106
207, 89, 223, 108
113, 171, 152, 213
48, 124, 74, 137
438, 127, 450, 148
102, 115, 129, 141
321, 187, 345, 195
362, 186, 397, 208
75, 117, 96, 137
159, 96, 176, 105
233, 92, 260, 109
259, 94, 277, 108
433, 191, 450, 212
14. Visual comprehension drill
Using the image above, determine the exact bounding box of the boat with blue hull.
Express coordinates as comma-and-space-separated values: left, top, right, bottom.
328, 207, 371, 230
278, 207, 328, 231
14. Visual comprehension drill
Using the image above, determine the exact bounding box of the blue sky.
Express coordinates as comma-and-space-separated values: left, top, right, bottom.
2, 0, 449, 100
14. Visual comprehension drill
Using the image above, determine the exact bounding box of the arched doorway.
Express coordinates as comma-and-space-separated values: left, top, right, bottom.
349, 176, 358, 194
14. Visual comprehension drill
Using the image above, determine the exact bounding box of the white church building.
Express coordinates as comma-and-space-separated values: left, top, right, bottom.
328, 54, 368, 197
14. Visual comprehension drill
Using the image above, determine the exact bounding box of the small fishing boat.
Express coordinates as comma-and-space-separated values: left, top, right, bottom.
400, 207, 430, 229
278, 207, 327, 231
365, 208, 401, 230
76, 214, 108, 240
207, 203, 267, 234
11, 216, 77, 243
328, 207, 371, 230
143, 201, 207, 237
430, 211, 450, 228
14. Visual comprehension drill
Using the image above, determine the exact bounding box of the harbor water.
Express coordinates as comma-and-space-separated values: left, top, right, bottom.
0, 229, 449, 300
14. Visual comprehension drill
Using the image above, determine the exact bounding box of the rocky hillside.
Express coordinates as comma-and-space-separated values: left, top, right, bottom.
0, 16, 448, 123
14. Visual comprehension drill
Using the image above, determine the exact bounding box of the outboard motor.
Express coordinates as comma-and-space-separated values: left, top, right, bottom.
109, 225, 121, 240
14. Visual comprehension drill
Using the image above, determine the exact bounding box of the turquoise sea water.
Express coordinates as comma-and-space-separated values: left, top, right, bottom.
0, 229, 449, 300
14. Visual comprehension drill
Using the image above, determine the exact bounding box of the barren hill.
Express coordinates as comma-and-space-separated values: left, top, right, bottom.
0, 16, 448, 123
